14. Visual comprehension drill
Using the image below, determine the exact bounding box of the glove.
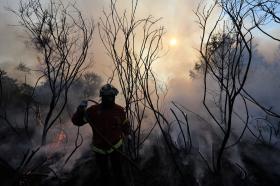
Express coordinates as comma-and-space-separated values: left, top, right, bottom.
127, 134, 132, 140
77, 100, 88, 111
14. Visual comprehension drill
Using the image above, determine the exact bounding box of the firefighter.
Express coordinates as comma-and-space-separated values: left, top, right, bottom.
71, 84, 130, 186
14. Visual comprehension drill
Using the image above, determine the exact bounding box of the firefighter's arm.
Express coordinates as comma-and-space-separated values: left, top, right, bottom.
71, 101, 88, 126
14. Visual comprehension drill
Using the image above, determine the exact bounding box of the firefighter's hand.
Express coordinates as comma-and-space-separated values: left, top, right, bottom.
77, 100, 88, 111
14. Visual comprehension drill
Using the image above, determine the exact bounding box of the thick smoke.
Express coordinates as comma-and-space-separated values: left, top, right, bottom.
1, 0, 280, 185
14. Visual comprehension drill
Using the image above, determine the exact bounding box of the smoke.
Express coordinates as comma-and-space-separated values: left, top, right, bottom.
1, 0, 280, 185
145, 29, 280, 182
0, 70, 103, 184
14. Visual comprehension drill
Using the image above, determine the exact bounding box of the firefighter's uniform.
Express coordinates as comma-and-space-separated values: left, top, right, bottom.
72, 103, 130, 153
72, 101, 129, 186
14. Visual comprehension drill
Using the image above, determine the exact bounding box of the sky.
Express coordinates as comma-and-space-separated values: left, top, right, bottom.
0, 0, 280, 111
0, 0, 205, 83
0, 0, 279, 82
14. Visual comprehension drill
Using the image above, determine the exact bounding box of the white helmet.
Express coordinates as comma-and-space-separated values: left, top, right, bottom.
99, 84, 119, 97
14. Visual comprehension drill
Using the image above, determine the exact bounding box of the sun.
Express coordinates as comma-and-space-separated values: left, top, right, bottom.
169, 38, 177, 47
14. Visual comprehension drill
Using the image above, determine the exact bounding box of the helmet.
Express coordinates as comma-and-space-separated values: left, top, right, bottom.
99, 84, 119, 97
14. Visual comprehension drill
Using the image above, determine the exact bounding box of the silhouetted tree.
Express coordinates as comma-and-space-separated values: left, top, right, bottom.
11, 0, 94, 145
99, 0, 188, 184
194, 0, 280, 173
99, 0, 165, 159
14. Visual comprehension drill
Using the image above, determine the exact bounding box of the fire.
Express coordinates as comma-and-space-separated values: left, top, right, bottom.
49, 130, 67, 152
57, 131, 67, 143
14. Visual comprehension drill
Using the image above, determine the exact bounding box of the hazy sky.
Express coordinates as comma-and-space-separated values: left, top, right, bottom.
0, 0, 279, 84
0, 0, 207, 83
75, 0, 203, 81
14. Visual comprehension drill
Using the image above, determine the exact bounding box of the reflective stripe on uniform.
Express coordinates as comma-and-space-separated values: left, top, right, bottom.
92, 138, 123, 155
